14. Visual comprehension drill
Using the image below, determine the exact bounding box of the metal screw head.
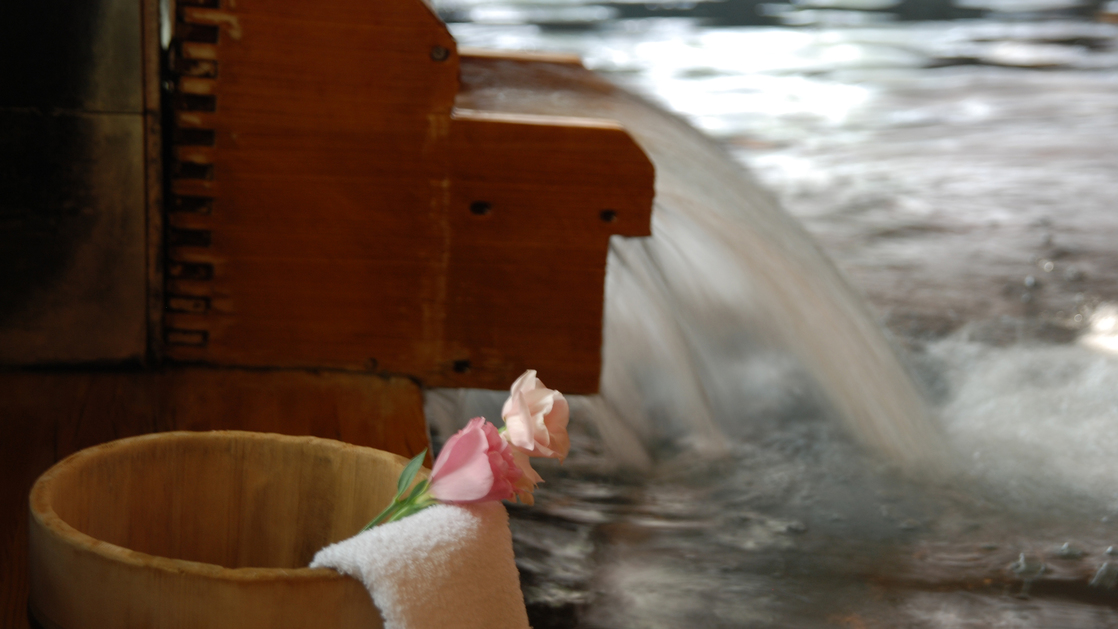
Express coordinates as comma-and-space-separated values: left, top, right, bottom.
430, 45, 450, 61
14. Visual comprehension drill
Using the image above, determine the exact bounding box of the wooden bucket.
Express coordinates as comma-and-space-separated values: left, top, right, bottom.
28, 431, 406, 628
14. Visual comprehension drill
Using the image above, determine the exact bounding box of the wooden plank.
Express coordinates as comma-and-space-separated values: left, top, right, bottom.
157, 369, 429, 457
0, 372, 158, 629
163, 0, 459, 376
432, 111, 655, 391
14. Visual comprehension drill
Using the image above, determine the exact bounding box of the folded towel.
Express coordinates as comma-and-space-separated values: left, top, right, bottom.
310, 502, 529, 629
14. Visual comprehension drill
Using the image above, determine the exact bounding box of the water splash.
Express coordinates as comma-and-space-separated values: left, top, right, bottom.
457, 57, 945, 469
931, 330, 1118, 512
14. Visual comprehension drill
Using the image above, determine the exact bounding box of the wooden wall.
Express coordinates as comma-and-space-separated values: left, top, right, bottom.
0, 0, 655, 625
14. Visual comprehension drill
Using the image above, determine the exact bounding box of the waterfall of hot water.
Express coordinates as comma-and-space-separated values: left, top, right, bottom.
454, 58, 944, 469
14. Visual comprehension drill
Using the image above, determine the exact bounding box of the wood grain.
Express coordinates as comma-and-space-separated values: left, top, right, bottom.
162, 2, 655, 393
436, 110, 654, 391
164, 0, 459, 376
29, 431, 398, 628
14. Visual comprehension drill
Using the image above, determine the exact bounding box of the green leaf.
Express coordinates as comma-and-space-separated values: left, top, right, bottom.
396, 449, 427, 496
404, 478, 429, 502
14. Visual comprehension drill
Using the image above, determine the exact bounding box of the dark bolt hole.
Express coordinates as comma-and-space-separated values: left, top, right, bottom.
168, 261, 214, 280
600, 209, 618, 223
165, 295, 210, 314
181, 23, 219, 44
165, 328, 208, 347
168, 228, 212, 248
176, 161, 214, 180
453, 359, 471, 373
469, 201, 492, 216
177, 93, 216, 112
172, 195, 214, 214
175, 127, 216, 146
431, 45, 450, 61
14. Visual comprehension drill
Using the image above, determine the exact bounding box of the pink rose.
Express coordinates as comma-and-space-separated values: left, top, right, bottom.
428, 417, 522, 503
501, 370, 570, 461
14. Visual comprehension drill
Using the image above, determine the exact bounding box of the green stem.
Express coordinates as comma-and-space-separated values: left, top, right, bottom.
390, 495, 438, 523
361, 449, 430, 531
362, 501, 402, 531
362, 487, 438, 530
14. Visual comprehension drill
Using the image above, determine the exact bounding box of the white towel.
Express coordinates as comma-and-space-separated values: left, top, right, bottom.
310, 502, 529, 629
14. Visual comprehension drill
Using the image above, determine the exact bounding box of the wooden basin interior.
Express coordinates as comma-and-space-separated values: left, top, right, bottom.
35, 431, 407, 570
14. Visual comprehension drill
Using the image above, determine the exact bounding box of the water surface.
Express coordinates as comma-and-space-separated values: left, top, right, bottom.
429, 6, 1118, 627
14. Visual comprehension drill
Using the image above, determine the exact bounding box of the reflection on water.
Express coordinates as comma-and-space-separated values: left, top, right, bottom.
429, 4, 1118, 627
437, 0, 1101, 28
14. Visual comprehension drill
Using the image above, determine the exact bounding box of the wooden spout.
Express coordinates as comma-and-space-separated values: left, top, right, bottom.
162, 0, 655, 394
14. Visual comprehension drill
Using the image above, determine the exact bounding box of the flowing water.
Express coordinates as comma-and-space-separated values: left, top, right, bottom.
427, 4, 1118, 626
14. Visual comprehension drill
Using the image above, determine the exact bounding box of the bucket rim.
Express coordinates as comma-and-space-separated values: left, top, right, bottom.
29, 430, 410, 582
